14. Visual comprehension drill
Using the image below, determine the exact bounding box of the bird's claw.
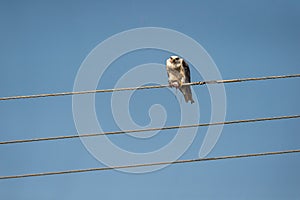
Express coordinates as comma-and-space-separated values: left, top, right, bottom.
169, 82, 180, 89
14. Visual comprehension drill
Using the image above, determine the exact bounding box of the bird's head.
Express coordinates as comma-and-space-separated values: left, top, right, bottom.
169, 56, 181, 64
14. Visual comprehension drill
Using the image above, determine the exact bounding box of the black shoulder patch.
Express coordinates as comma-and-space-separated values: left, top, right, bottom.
182, 59, 191, 83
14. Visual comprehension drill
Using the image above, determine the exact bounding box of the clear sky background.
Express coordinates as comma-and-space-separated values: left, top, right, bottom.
0, 0, 300, 199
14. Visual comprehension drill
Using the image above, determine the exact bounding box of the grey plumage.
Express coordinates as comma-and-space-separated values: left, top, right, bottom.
166, 56, 195, 104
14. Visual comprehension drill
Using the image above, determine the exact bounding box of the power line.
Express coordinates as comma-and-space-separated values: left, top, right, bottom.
190, 73, 300, 86
0, 74, 299, 101
1, 114, 299, 145
0, 149, 299, 180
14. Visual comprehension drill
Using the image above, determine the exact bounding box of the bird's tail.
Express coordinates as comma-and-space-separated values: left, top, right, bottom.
180, 85, 195, 104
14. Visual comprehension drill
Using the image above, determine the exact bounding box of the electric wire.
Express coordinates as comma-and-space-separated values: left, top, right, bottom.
0, 149, 299, 180
0, 74, 299, 101
0, 114, 299, 145
1, 74, 299, 180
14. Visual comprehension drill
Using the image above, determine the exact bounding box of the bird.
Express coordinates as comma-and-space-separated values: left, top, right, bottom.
166, 56, 195, 104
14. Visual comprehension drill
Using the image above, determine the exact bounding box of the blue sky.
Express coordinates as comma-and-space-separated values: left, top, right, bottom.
0, 0, 300, 199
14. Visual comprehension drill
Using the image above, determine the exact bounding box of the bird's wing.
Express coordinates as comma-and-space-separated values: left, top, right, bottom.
182, 59, 191, 83
180, 59, 194, 103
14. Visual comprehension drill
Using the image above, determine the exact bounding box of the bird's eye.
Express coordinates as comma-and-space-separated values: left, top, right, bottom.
175, 57, 179, 60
